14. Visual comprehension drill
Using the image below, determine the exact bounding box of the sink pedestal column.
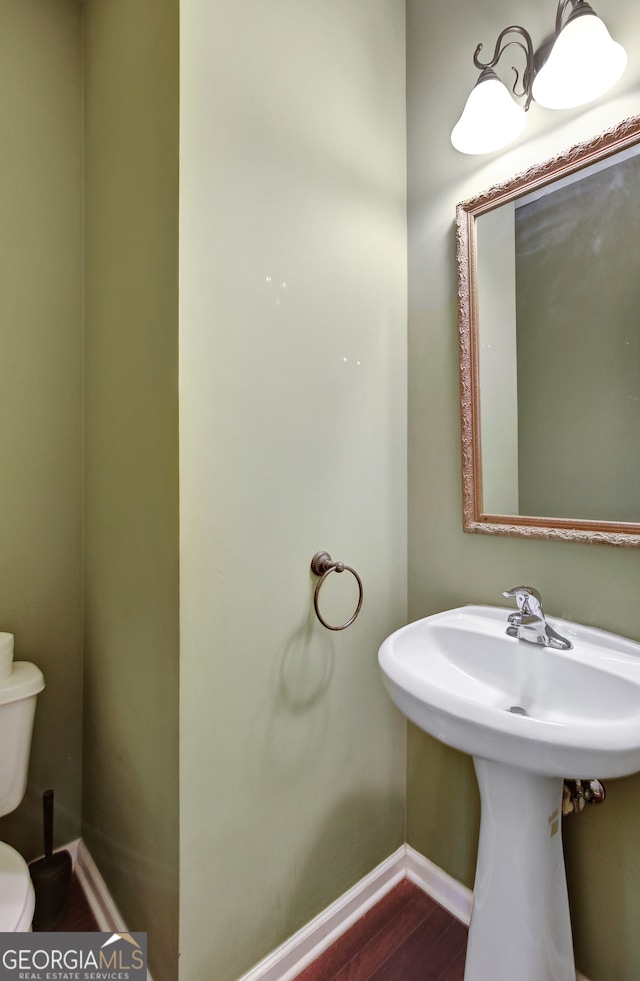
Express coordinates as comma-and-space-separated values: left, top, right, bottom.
465, 758, 576, 981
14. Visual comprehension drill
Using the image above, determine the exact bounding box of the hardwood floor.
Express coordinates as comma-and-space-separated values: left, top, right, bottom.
294, 879, 467, 981
42, 872, 467, 980
47, 872, 100, 932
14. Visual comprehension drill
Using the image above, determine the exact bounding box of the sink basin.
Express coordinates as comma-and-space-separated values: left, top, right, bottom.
379, 604, 640, 981
379, 604, 640, 778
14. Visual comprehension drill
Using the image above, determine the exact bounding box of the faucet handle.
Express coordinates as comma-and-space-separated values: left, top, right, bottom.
503, 586, 544, 620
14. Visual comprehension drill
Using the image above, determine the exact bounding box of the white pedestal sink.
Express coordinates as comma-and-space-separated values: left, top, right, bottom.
378, 605, 640, 981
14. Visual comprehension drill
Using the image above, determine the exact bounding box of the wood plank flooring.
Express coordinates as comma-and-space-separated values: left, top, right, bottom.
46, 872, 100, 932
42, 872, 467, 981
294, 879, 467, 981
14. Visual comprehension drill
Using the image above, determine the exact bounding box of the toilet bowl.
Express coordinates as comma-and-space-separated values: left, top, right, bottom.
0, 634, 45, 932
0, 842, 36, 931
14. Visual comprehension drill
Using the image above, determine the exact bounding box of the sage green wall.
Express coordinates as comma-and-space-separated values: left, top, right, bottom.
0, 0, 83, 857
406, 1, 640, 979
179, 2, 407, 979
82, 3, 179, 980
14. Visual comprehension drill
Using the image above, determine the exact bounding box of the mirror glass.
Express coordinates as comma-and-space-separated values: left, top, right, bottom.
457, 114, 640, 547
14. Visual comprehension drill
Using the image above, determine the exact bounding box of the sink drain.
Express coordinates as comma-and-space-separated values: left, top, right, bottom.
509, 705, 527, 716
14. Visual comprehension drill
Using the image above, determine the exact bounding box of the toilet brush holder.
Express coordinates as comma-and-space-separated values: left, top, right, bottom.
29, 789, 72, 930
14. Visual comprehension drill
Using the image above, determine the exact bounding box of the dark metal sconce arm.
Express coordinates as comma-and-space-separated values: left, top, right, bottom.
473, 25, 536, 110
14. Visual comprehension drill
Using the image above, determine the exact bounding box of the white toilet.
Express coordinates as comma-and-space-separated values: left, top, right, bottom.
0, 632, 45, 932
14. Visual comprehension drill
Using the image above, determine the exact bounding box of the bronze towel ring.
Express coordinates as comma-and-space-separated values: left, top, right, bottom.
310, 551, 364, 631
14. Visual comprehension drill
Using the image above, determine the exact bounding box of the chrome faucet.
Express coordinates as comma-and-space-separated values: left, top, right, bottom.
502, 586, 573, 651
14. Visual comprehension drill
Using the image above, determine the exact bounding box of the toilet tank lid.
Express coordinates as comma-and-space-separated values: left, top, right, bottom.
0, 662, 45, 706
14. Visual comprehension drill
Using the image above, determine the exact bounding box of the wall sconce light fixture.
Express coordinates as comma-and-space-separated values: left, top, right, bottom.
451, 0, 627, 155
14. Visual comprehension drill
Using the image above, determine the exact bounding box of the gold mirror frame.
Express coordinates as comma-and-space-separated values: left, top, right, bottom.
456, 113, 640, 548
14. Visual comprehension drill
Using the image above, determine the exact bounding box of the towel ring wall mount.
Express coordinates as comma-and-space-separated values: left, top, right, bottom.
310, 551, 364, 631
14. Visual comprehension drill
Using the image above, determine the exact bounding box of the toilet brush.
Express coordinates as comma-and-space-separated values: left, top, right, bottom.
28, 789, 72, 930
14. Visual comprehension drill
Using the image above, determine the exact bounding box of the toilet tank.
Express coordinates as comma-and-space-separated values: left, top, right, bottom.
0, 662, 45, 817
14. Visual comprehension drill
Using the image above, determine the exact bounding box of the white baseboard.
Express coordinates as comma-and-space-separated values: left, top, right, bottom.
237, 843, 591, 981
72, 839, 153, 981
236, 846, 407, 981
74, 838, 128, 932
405, 844, 473, 925
69, 838, 590, 981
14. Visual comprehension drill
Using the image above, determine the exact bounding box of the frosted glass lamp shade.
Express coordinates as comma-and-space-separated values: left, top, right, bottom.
451, 70, 527, 155
532, 12, 627, 109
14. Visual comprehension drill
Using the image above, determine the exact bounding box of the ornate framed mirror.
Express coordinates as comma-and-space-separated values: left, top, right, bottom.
456, 114, 640, 547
